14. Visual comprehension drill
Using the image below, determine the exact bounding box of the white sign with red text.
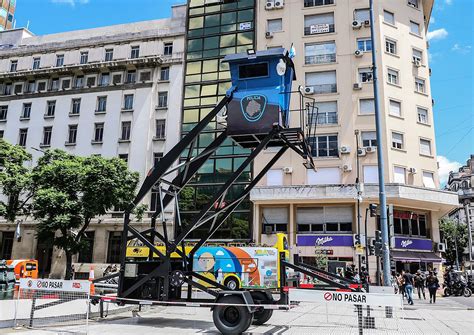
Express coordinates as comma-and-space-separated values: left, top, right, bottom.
19, 278, 90, 293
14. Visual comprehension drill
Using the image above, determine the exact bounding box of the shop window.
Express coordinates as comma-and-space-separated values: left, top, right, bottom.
297, 206, 352, 233
262, 207, 288, 233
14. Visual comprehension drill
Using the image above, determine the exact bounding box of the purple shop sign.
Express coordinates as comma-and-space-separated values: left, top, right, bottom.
297, 235, 354, 247
394, 237, 432, 251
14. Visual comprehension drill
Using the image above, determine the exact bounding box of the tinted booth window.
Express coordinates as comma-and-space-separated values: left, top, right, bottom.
239, 62, 268, 79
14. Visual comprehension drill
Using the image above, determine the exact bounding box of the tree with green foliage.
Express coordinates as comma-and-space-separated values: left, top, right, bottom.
0, 139, 33, 223
439, 218, 468, 266
32, 149, 140, 279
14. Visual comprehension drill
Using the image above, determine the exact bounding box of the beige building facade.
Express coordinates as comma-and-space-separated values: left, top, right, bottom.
251, 0, 458, 278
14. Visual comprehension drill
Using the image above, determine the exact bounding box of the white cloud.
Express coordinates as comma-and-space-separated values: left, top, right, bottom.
437, 156, 462, 186
451, 43, 472, 54
50, 0, 89, 6
445, 0, 453, 5
427, 28, 448, 41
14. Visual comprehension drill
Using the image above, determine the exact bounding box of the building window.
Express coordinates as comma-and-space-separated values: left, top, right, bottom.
14, 84, 22, 94
0, 105, 8, 120
389, 99, 401, 117
86, 76, 96, 87
359, 98, 375, 115
387, 69, 399, 85
97, 96, 107, 112
358, 67, 373, 83
32, 57, 41, 70
18, 128, 28, 147
25, 81, 35, 93
354, 8, 370, 22
112, 74, 122, 84
21, 103, 32, 119
37, 82, 46, 91
46, 101, 56, 117
415, 78, 426, 93
393, 166, 406, 184
74, 76, 84, 89
267, 169, 283, 186
305, 71, 337, 94
391, 132, 404, 149
383, 10, 395, 25
80, 51, 89, 64
56, 54, 64, 67
422, 171, 435, 188
309, 134, 338, 157
304, 13, 335, 35
70, 98, 81, 115
361, 131, 377, 147
391, 212, 427, 237
158, 91, 168, 107
412, 49, 423, 63
307, 167, 341, 184
130, 46, 140, 59
68, 125, 78, 144
305, 41, 336, 64
126, 70, 136, 83
155, 119, 166, 139
77, 232, 95, 263
121, 121, 131, 141
417, 107, 429, 124
10, 60, 17, 72
296, 206, 352, 233
0, 130, 3, 138
385, 38, 397, 54
42, 126, 52, 146
419, 138, 432, 156
304, 0, 334, 7
99, 73, 110, 86
106, 231, 122, 264
93, 123, 104, 142
50, 79, 59, 91
123, 94, 134, 110
410, 21, 420, 35
357, 38, 372, 52
164, 42, 173, 56
262, 207, 288, 233
363, 166, 379, 183
61, 79, 71, 90
313, 101, 337, 125
4, 84, 12, 95
139, 71, 151, 82
105, 49, 114, 62
267, 18, 282, 33
408, 0, 419, 9
119, 154, 128, 162
154, 152, 163, 166
0, 232, 14, 260
160, 67, 170, 81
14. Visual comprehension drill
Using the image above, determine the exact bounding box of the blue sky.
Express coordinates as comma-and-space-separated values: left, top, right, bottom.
12, 0, 473, 183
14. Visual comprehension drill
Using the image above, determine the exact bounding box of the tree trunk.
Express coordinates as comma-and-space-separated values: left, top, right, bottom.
65, 251, 73, 280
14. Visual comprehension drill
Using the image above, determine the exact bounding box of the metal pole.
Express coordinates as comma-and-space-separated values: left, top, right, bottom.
369, 0, 391, 286
464, 201, 473, 274
364, 208, 370, 275
455, 213, 461, 269
355, 130, 362, 274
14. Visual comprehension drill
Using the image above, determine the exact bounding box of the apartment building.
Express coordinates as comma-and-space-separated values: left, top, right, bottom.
0, 4, 186, 277
0, 0, 15, 31
251, 0, 458, 277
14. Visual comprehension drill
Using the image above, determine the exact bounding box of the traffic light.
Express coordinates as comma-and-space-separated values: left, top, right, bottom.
374, 230, 383, 257
368, 245, 375, 256
369, 203, 378, 217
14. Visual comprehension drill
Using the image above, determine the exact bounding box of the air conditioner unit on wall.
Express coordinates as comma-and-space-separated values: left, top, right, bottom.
283, 167, 293, 174
274, 0, 284, 9
304, 86, 314, 95
366, 146, 376, 153
413, 59, 422, 67
354, 50, 363, 57
352, 20, 362, 29
265, 31, 274, 39
437, 242, 446, 252
265, 0, 275, 10
340, 146, 351, 154
408, 167, 417, 174
364, 20, 371, 27
357, 148, 367, 157
353, 82, 362, 90
343, 164, 353, 172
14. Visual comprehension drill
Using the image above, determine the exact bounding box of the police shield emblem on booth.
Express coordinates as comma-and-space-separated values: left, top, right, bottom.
240, 95, 267, 122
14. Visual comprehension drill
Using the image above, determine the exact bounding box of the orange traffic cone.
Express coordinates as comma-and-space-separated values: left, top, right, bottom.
89, 265, 96, 296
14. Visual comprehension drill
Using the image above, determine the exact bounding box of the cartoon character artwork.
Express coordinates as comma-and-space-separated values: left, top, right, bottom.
195, 252, 217, 286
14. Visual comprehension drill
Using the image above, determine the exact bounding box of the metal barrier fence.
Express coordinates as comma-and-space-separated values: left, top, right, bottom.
14, 278, 90, 334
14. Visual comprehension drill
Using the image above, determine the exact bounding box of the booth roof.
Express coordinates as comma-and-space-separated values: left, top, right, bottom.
222, 48, 286, 63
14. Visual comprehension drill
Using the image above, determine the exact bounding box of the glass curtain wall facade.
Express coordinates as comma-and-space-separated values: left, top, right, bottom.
179, 0, 255, 240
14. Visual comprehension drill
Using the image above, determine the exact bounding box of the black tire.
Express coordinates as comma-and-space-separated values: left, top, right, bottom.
463, 288, 472, 298
250, 291, 273, 326
224, 276, 240, 290
213, 295, 253, 335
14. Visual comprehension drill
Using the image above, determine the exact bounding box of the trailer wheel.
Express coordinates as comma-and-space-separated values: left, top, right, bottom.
213, 295, 253, 334
250, 291, 273, 325
224, 276, 239, 290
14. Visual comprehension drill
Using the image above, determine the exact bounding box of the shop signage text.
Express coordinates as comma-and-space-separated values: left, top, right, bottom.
297, 235, 353, 247
394, 237, 432, 251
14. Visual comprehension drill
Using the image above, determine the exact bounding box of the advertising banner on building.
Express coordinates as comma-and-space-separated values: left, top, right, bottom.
394, 237, 432, 251
297, 235, 353, 247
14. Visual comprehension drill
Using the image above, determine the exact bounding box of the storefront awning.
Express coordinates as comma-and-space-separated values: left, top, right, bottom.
391, 250, 442, 262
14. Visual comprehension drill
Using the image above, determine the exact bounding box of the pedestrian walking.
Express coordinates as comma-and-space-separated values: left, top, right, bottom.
426, 271, 439, 303
402, 270, 414, 305
397, 272, 406, 300
414, 270, 426, 300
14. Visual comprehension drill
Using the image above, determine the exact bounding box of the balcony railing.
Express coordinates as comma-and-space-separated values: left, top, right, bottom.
305, 53, 336, 65
304, 0, 335, 7
304, 24, 335, 36
307, 84, 337, 94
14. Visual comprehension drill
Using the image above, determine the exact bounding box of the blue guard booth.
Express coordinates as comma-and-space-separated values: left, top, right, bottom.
223, 48, 296, 148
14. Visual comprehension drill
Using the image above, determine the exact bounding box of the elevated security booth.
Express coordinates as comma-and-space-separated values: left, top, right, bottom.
223, 48, 296, 148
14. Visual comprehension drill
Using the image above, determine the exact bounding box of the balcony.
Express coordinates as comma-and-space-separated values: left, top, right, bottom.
304, 24, 335, 36
305, 53, 336, 65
